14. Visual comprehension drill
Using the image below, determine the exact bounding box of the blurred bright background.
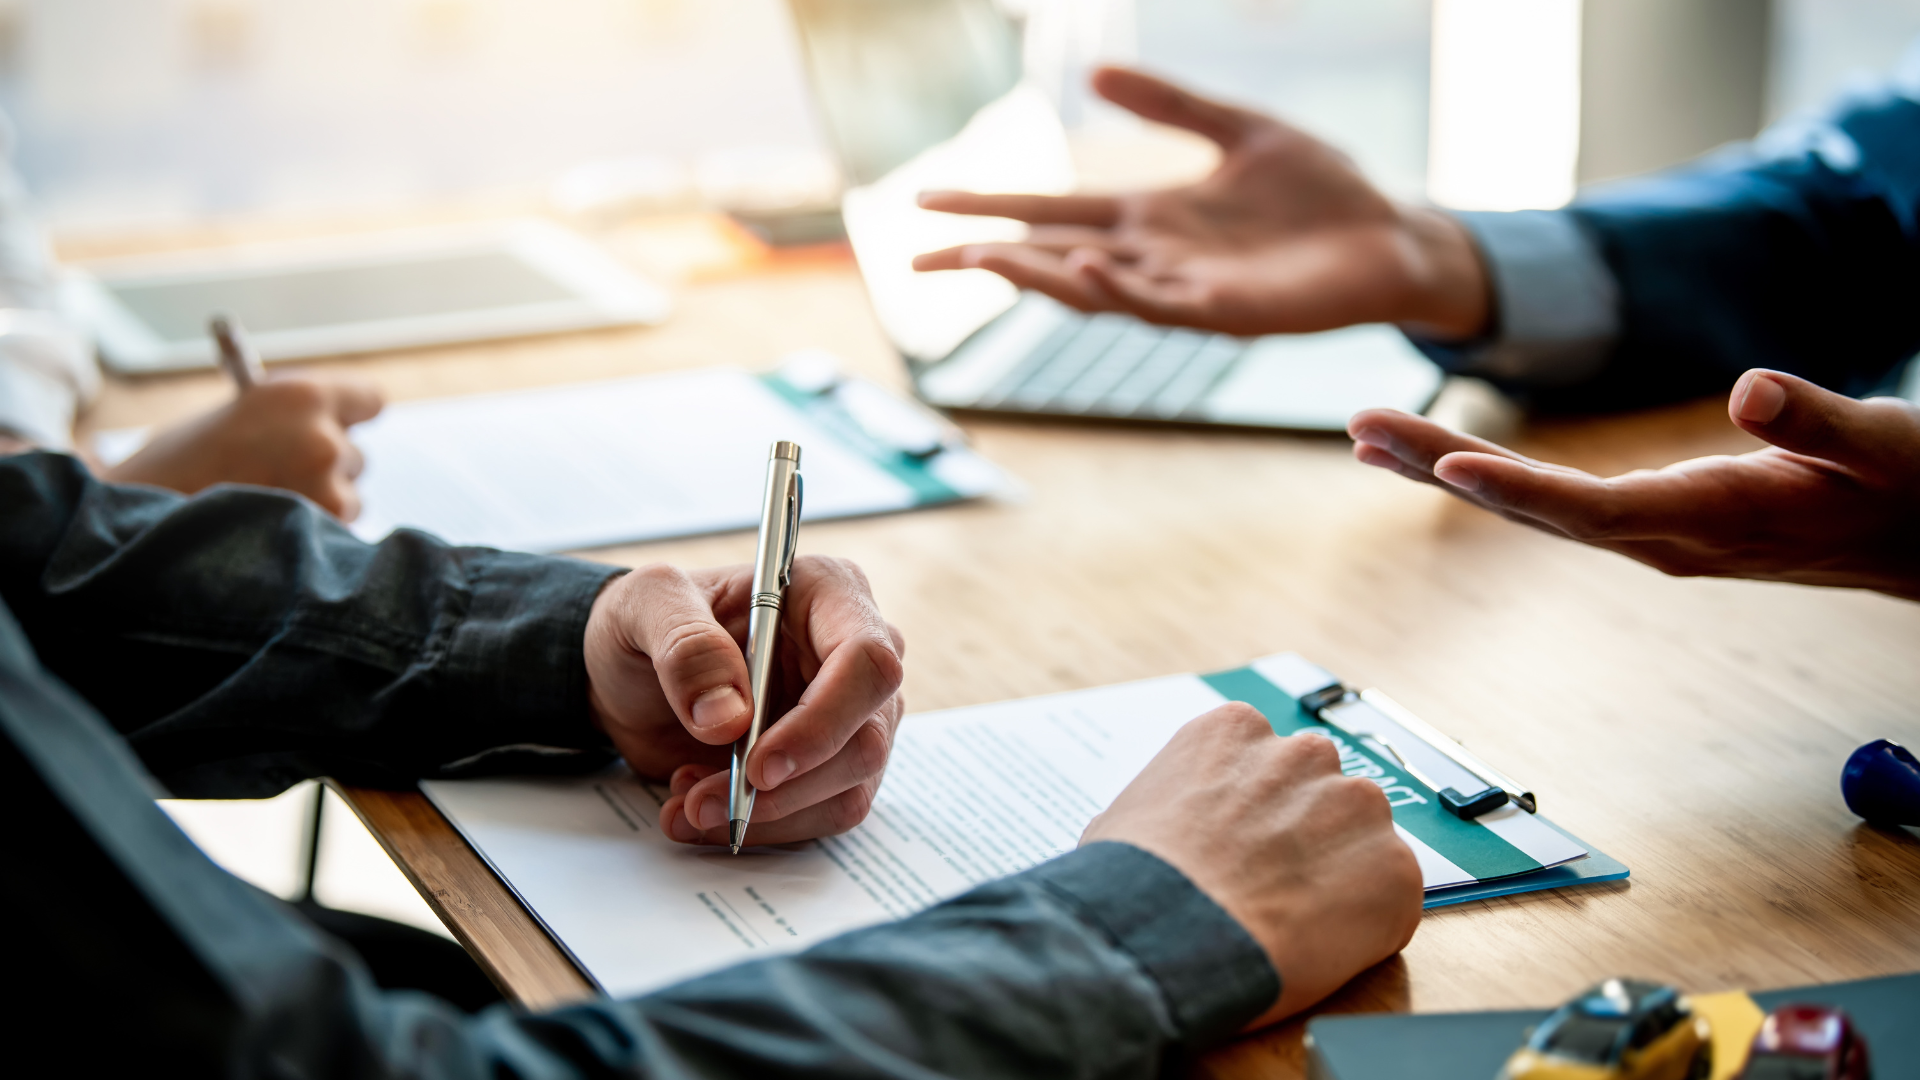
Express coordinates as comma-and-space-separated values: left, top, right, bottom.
21, 0, 1913, 935
8, 0, 1920, 235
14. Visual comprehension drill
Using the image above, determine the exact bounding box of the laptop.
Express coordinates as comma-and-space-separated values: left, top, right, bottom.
791, 2, 1443, 431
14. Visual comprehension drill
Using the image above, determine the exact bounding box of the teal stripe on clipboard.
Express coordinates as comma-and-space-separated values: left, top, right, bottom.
760, 373, 960, 505
1200, 667, 1545, 883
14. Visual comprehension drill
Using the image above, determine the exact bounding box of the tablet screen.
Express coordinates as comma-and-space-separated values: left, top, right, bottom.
107, 250, 578, 345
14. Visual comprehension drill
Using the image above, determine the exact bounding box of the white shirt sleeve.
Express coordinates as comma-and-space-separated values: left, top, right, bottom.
0, 113, 99, 451
1405, 209, 1622, 387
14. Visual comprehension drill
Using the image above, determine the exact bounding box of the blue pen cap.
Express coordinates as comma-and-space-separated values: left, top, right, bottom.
1840, 739, 1920, 827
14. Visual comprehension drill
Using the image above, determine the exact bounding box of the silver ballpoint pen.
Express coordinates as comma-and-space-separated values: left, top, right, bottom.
728, 441, 803, 854
208, 313, 265, 391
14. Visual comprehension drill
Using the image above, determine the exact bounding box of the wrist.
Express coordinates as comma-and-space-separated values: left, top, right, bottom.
1031, 842, 1280, 1044
582, 570, 631, 736
1393, 206, 1493, 341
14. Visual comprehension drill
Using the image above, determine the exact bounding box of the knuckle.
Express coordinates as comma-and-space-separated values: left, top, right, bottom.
827, 782, 877, 833
850, 719, 892, 779
854, 633, 905, 695
630, 561, 691, 591
1558, 508, 1606, 540
1214, 701, 1268, 732
1293, 731, 1343, 772
657, 620, 735, 670
1340, 774, 1393, 813
836, 556, 874, 592
1568, 494, 1628, 541
291, 431, 342, 478
268, 378, 327, 413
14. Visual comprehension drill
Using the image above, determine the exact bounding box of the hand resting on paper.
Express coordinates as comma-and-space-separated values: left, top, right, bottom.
911, 66, 1490, 341
1082, 704, 1424, 1027
584, 555, 907, 846
1348, 369, 1920, 600
102, 374, 385, 522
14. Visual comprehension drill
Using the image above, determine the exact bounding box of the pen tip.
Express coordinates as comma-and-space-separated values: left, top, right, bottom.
728, 819, 747, 854
729, 844, 741, 855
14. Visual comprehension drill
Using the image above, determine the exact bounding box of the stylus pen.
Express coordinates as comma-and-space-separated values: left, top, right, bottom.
728, 441, 804, 854
208, 313, 265, 391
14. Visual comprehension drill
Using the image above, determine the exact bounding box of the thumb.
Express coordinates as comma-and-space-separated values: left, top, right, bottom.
1090, 65, 1255, 149
1729, 368, 1909, 472
322, 377, 385, 427
608, 566, 755, 744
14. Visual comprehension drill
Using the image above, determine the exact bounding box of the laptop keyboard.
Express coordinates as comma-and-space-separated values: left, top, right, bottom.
973, 312, 1246, 419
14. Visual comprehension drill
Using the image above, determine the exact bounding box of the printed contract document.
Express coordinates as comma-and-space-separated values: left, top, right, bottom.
346, 363, 1007, 552
425, 655, 1602, 998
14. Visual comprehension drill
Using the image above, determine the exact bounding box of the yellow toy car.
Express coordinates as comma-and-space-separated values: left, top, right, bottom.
1500, 978, 1713, 1080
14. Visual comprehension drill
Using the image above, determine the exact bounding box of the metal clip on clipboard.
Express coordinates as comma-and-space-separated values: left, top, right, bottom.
777, 349, 968, 460
1272, 658, 1535, 820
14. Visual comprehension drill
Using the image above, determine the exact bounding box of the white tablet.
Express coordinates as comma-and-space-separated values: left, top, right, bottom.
66, 220, 671, 374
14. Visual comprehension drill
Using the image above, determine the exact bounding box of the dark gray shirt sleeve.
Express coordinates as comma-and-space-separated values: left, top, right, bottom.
0, 451, 621, 795
0, 452, 1281, 1075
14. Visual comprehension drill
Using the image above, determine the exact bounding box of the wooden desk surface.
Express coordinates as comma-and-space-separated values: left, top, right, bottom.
79, 219, 1920, 1077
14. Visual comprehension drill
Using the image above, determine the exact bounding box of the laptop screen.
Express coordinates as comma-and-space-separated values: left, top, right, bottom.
786, 0, 1076, 363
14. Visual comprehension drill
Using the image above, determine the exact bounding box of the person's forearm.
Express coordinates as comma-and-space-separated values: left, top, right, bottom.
1411, 88, 1920, 411
453, 843, 1278, 1079
1568, 114, 1920, 406
13, 570, 1278, 1077
0, 452, 620, 795
1558, 90, 1920, 407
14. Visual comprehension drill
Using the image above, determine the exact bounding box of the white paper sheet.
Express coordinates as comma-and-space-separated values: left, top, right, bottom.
347, 367, 976, 552
425, 673, 1216, 996
424, 661, 1585, 998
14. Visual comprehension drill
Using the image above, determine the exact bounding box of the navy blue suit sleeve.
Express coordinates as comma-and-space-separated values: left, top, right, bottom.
1556, 86, 1920, 409
0, 452, 621, 795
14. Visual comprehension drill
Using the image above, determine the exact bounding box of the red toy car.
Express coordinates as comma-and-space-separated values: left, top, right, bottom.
1734, 1004, 1870, 1080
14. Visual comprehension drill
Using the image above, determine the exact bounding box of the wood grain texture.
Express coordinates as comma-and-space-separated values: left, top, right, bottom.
76, 222, 1920, 1077
329, 785, 598, 1011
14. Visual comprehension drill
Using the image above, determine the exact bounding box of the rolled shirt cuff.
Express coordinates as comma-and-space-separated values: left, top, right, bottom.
1407, 209, 1621, 386
1023, 841, 1279, 1047
428, 551, 624, 762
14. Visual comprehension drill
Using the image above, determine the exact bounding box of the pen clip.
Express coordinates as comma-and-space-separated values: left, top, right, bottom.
779, 471, 802, 588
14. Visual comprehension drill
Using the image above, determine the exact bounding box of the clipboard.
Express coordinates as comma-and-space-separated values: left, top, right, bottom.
1207, 655, 1629, 907
332, 353, 1013, 553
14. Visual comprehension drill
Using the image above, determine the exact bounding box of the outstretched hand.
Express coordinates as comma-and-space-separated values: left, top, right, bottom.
103, 375, 384, 521
912, 66, 1490, 340
1348, 369, 1920, 600
584, 556, 906, 847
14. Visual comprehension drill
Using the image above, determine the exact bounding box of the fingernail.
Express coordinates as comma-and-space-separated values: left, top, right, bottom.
1734, 373, 1787, 424
1434, 463, 1481, 493
691, 686, 747, 730
761, 752, 796, 789
1351, 427, 1393, 451
695, 796, 728, 831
